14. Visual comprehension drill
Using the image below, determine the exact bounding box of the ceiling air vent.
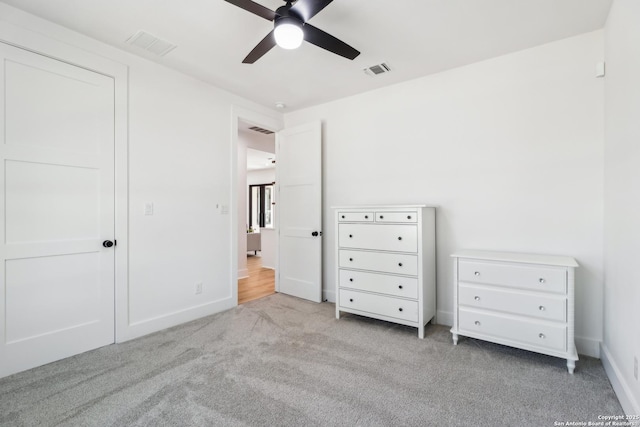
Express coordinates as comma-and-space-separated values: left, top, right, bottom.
364, 62, 391, 77
126, 30, 177, 57
249, 126, 274, 135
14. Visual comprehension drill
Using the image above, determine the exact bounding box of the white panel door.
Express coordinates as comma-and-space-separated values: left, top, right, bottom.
0, 43, 115, 377
276, 122, 322, 302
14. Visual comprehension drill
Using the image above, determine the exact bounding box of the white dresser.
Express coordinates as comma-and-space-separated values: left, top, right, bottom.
335, 205, 436, 338
450, 250, 579, 373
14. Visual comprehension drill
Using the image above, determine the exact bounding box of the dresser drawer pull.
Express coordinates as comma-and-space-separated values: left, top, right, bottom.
474, 296, 480, 301
341, 215, 345, 219
349, 278, 354, 282
380, 215, 384, 219
364, 215, 369, 219
539, 278, 545, 284
398, 285, 403, 289
539, 333, 546, 339
398, 262, 403, 267
349, 258, 353, 262
407, 215, 412, 219
474, 271, 480, 276
398, 307, 403, 312
397, 236, 402, 241
539, 305, 546, 311
474, 321, 481, 326
349, 298, 354, 302
349, 234, 353, 238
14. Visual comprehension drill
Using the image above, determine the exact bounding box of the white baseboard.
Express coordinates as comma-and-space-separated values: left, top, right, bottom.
238, 268, 249, 280
575, 336, 601, 358
601, 343, 640, 415
436, 310, 453, 326
118, 297, 236, 343
323, 288, 336, 303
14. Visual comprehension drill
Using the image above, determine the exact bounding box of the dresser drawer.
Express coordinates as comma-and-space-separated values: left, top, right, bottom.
339, 250, 418, 276
459, 284, 566, 322
459, 308, 567, 351
340, 289, 419, 322
339, 269, 419, 299
459, 309, 567, 352
375, 211, 417, 223
337, 211, 374, 222
458, 260, 567, 294
338, 223, 418, 253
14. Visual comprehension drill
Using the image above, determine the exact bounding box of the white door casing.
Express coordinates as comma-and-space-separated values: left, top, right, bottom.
276, 121, 322, 302
0, 43, 115, 377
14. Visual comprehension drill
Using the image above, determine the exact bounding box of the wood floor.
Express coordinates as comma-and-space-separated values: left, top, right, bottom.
238, 255, 275, 304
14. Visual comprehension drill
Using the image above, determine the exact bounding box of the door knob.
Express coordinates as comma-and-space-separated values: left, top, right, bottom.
311, 231, 322, 237
103, 240, 115, 248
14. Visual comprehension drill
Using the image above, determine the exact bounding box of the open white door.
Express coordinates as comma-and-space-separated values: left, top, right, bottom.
0, 43, 115, 377
276, 122, 322, 302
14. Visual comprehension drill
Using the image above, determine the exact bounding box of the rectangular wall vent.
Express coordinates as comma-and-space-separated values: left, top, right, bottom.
126, 30, 177, 57
249, 126, 274, 135
364, 62, 391, 76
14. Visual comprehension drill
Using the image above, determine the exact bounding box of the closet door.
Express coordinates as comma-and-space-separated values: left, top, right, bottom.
0, 42, 115, 377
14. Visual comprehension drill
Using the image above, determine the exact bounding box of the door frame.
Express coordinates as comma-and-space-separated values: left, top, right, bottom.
230, 106, 283, 303
0, 19, 130, 342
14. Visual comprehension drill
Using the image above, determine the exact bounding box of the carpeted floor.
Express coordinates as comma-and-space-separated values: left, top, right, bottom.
0, 293, 623, 426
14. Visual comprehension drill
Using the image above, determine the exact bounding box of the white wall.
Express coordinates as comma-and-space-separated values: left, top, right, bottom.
285, 31, 605, 357
260, 228, 277, 269
0, 4, 282, 341
247, 168, 276, 186
602, 0, 640, 414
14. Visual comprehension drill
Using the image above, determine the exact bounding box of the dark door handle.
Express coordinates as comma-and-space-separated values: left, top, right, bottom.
312, 231, 322, 237
103, 240, 115, 248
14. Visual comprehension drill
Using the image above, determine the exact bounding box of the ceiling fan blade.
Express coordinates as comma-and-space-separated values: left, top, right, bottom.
290, 0, 333, 22
242, 30, 277, 63
303, 24, 360, 60
224, 0, 276, 21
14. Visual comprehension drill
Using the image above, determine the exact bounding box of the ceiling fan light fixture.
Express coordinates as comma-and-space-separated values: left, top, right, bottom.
274, 17, 304, 50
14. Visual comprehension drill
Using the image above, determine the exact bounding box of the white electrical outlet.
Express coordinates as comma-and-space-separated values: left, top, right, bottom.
634, 356, 638, 380
195, 282, 203, 295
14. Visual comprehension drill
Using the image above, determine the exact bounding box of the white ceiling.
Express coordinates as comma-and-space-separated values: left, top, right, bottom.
1, 0, 612, 112
247, 148, 275, 171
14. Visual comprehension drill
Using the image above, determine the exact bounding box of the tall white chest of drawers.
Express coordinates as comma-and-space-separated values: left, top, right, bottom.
335, 205, 436, 338
450, 250, 579, 373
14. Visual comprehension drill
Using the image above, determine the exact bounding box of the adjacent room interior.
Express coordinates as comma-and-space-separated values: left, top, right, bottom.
238, 120, 276, 304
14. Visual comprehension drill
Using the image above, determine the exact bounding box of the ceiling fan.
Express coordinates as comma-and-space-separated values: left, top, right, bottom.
224, 0, 360, 63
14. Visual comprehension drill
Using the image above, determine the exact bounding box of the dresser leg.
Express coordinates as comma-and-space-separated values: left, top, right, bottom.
567, 359, 575, 374
418, 326, 425, 339
452, 333, 458, 345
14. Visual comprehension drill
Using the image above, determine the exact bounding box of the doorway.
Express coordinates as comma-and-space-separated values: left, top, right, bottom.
237, 120, 276, 304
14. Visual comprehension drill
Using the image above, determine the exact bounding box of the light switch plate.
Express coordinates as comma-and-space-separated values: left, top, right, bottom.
144, 202, 154, 216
